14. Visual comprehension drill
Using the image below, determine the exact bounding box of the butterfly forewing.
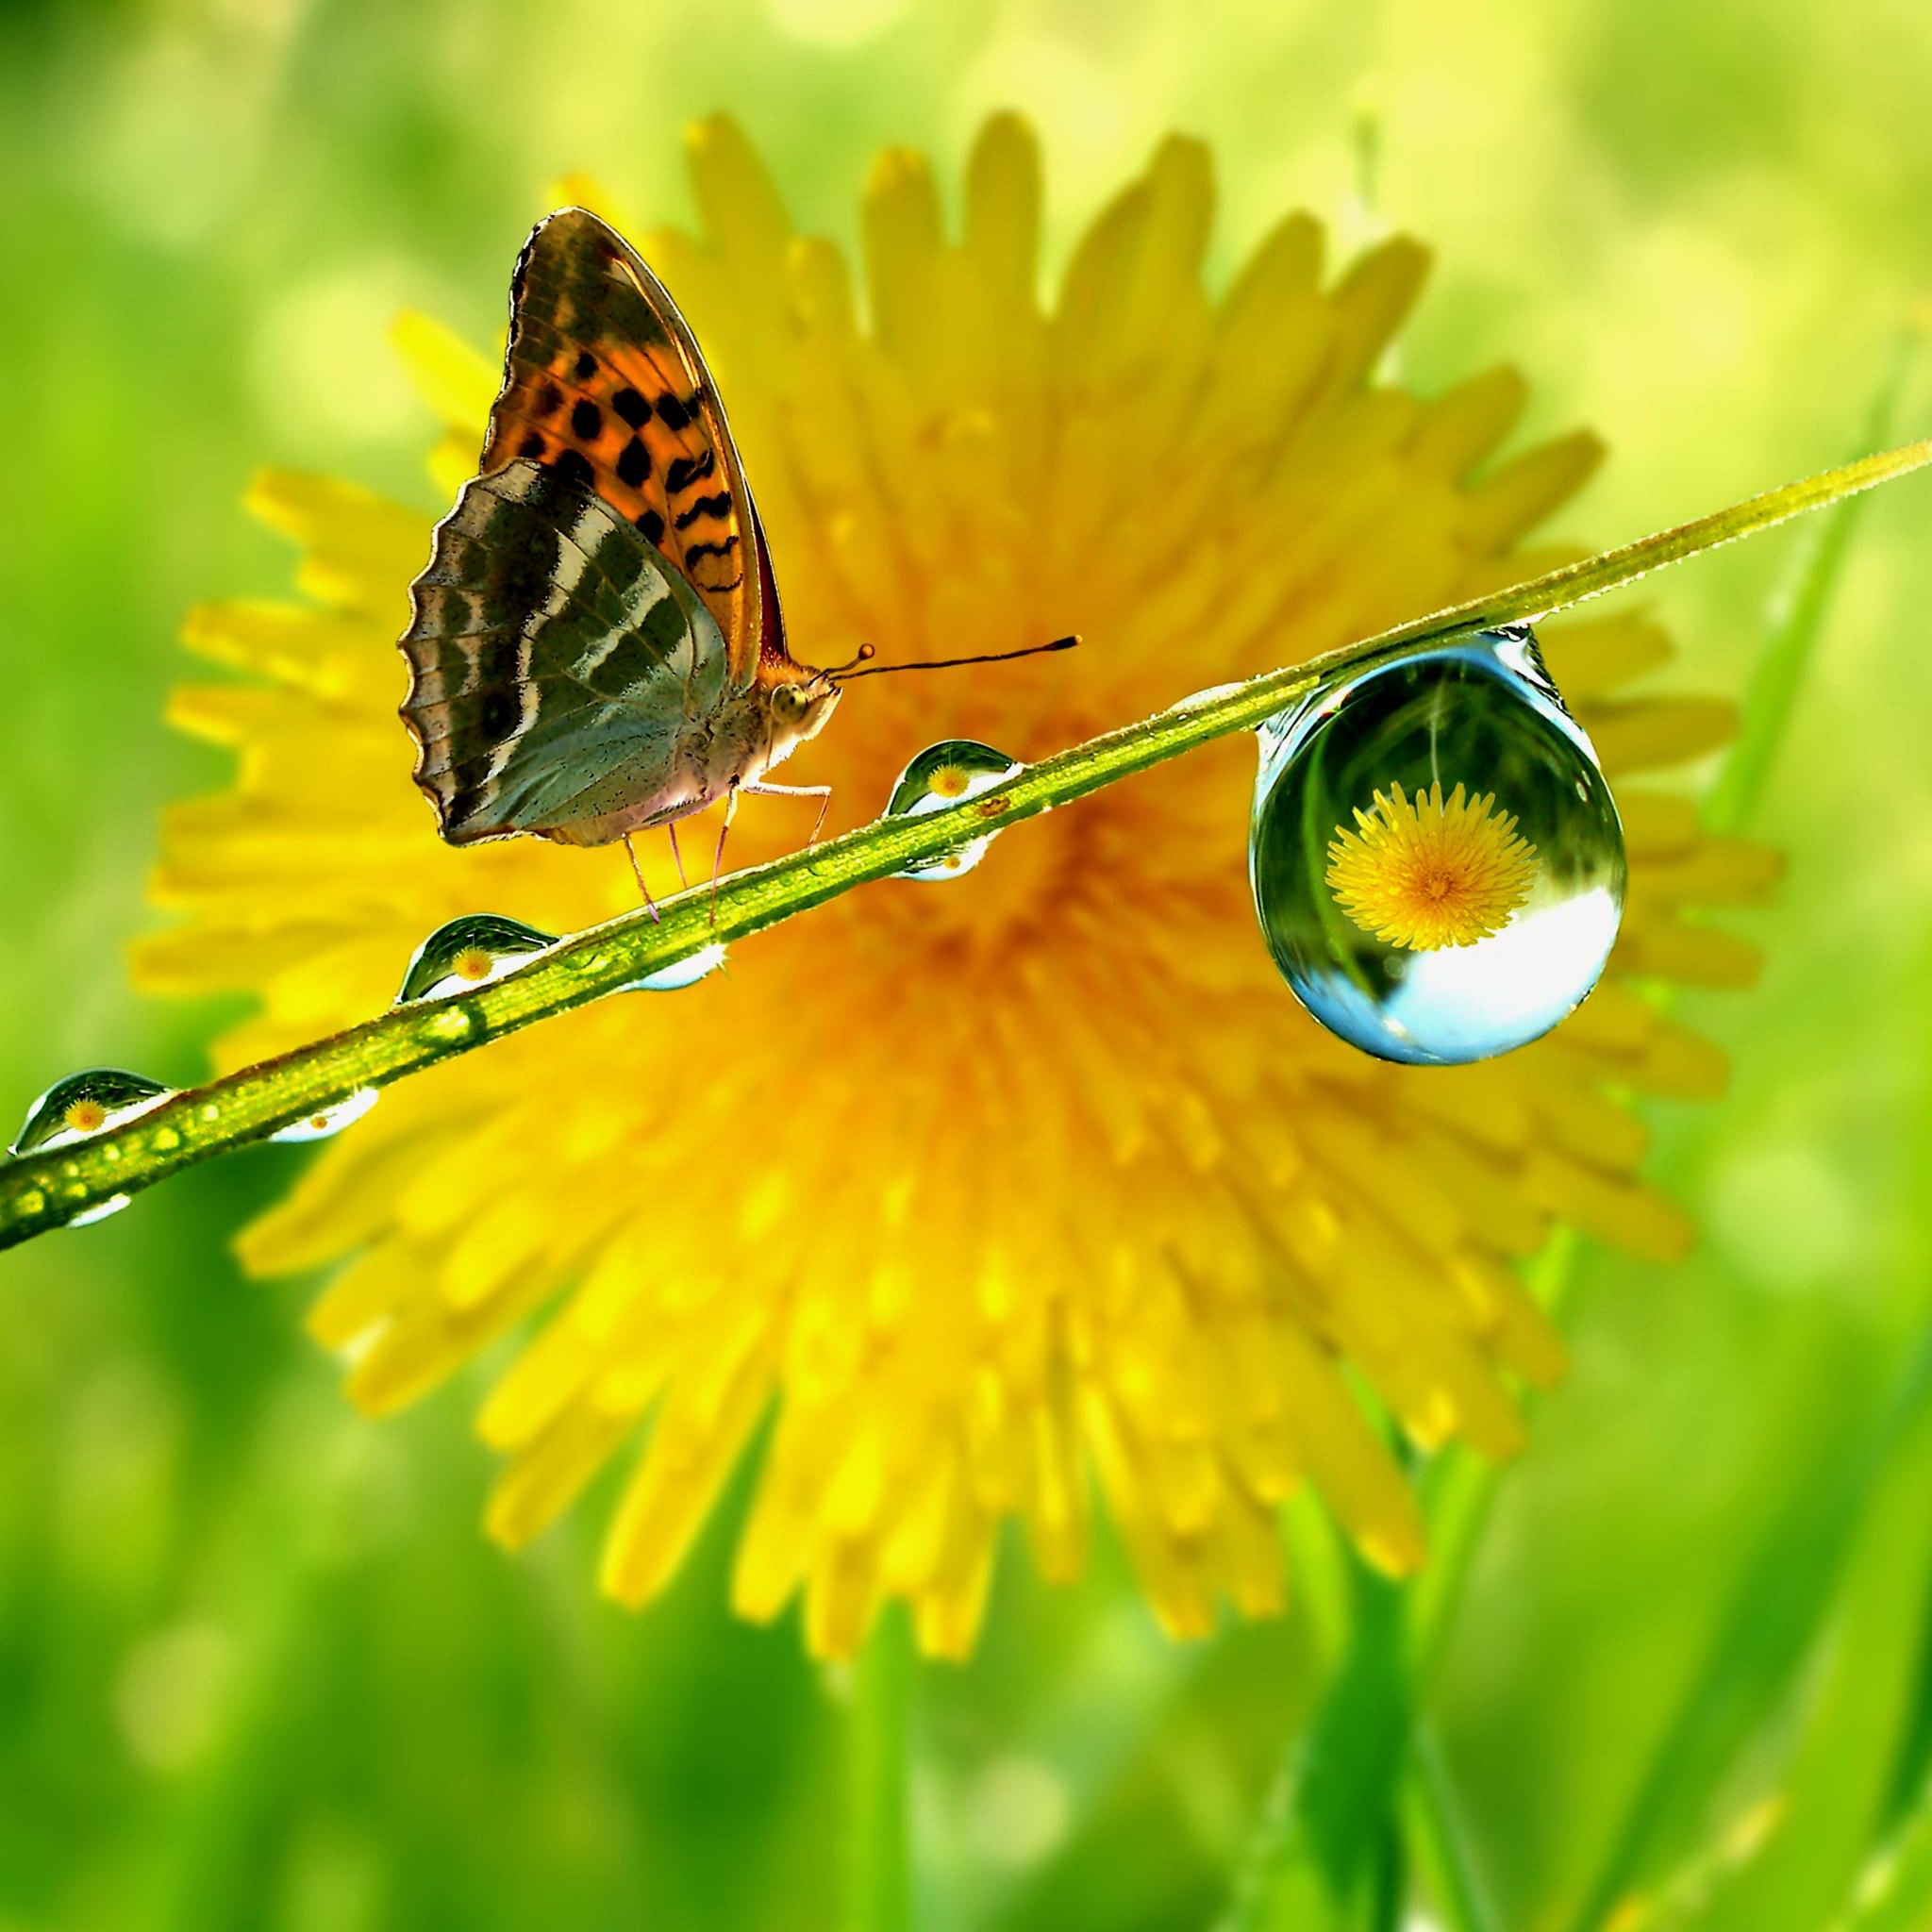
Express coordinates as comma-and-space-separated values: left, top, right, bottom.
478, 207, 781, 686
401, 461, 731, 843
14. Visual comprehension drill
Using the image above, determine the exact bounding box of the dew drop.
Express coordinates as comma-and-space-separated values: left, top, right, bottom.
883, 739, 1022, 881
9, 1069, 177, 1158
1250, 625, 1624, 1065
397, 912, 557, 1002
66, 1193, 131, 1227
269, 1088, 380, 1144
616, 942, 728, 991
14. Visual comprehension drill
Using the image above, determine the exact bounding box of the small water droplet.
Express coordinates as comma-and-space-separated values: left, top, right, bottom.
883, 740, 1022, 881
9, 1069, 177, 1158
616, 942, 728, 991
397, 912, 557, 1002
269, 1088, 380, 1144
1250, 625, 1624, 1065
420, 1007, 478, 1043
150, 1127, 182, 1154
66, 1193, 131, 1228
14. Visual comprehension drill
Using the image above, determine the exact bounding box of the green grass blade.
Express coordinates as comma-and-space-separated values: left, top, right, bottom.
1833, 1762, 1932, 1932
1681, 1387, 1932, 1932
1705, 331, 1924, 835
1564, 1334, 1932, 1932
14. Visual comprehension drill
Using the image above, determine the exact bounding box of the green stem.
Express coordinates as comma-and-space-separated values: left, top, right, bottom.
3, 440, 1928, 1250
847, 1608, 914, 1932
1222, 1563, 1410, 1932
1403, 1727, 1505, 1932
1406, 1226, 1581, 1684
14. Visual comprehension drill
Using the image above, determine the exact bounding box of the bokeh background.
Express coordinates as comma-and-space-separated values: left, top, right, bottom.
5, 1, 1932, 1927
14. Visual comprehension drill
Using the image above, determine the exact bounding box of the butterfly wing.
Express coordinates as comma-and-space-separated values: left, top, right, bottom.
478, 206, 796, 689
400, 460, 733, 844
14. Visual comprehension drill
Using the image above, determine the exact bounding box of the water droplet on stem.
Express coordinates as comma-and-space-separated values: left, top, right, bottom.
66, 1193, 131, 1227
9, 1070, 177, 1158
615, 942, 727, 991
397, 913, 557, 1003
883, 740, 1022, 881
270, 1088, 380, 1144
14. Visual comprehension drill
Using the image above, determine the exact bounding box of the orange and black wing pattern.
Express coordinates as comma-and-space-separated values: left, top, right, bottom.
477, 208, 795, 689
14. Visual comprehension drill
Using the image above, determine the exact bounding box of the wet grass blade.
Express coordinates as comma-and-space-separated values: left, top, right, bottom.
4, 441, 1929, 1249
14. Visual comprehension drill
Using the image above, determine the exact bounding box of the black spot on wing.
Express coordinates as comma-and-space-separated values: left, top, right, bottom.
635, 508, 665, 544
616, 439, 652, 488
611, 387, 651, 429
552, 447, 595, 493
570, 398, 602, 441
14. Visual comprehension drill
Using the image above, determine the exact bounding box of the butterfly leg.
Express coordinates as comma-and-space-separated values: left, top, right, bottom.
666, 822, 688, 890
623, 834, 661, 924
742, 780, 834, 845
708, 787, 740, 927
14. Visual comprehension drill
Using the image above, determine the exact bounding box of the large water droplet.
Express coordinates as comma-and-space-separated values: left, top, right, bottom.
270, 1088, 380, 1144
883, 740, 1021, 881
397, 913, 556, 1002
9, 1069, 177, 1157
1250, 625, 1624, 1065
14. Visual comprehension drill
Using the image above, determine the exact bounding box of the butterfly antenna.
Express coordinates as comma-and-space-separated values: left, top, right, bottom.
831, 635, 1079, 682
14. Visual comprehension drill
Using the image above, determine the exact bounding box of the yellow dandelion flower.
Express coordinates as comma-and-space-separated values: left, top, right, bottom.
1327, 781, 1541, 951
137, 116, 1781, 1659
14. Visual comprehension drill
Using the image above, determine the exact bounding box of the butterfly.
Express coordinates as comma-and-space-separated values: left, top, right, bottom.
398, 207, 1070, 893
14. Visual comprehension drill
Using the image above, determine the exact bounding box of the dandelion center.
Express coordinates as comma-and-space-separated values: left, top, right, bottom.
63, 1099, 108, 1135
1325, 781, 1540, 951
452, 947, 495, 982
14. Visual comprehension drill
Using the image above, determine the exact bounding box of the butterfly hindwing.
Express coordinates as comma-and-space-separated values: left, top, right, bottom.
478, 207, 789, 689
401, 460, 732, 843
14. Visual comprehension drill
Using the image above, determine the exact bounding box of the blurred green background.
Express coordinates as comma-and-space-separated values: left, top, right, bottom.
5, 1, 1932, 1927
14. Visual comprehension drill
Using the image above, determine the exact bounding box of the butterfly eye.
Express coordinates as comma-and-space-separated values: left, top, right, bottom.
773, 685, 811, 724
